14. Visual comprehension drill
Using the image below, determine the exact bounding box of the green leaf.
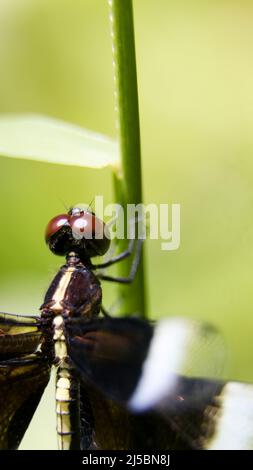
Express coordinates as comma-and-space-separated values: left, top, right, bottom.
0, 114, 119, 170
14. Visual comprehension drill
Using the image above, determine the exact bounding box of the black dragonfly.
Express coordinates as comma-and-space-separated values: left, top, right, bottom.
0, 206, 253, 450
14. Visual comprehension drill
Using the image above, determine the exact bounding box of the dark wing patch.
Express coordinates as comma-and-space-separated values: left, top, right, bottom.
0, 331, 42, 358
79, 385, 94, 450
153, 375, 224, 449
0, 356, 50, 449
67, 317, 153, 402
81, 382, 193, 450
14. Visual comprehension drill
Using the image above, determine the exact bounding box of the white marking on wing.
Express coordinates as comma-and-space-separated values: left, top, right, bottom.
129, 318, 189, 411
206, 382, 253, 450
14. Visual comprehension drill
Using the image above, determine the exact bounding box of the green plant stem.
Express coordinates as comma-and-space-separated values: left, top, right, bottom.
108, 0, 146, 318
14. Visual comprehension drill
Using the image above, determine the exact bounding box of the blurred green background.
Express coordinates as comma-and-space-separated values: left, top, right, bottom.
0, 0, 253, 449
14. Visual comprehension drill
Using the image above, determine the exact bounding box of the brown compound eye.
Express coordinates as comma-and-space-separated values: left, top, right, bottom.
45, 214, 70, 243
69, 210, 95, 240
69, 210, 110, 256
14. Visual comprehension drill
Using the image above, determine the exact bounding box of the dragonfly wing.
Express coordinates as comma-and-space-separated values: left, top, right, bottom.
80, 381, 193, 450
67, 316, 225, 406
152, 375, 253, 450
67, 316, 153, 402
0, 312, 42, 357
0, 355, 50, 449
0, 311, 39, 326
67, 316, 253, 450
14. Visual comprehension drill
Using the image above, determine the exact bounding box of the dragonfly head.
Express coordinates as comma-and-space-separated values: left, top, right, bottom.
45, 206, 110, 259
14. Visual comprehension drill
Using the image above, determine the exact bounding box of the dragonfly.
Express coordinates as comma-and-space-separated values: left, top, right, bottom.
0, 206, 253, 450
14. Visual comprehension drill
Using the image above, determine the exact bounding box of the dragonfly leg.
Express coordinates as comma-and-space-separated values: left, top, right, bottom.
97, 238, 143, 284
92, 237, 135, 269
